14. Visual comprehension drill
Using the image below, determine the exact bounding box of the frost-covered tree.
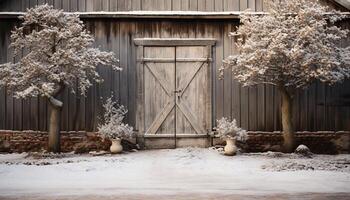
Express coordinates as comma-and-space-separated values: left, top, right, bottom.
222, 0, 350, 152
0, 4, 121, 153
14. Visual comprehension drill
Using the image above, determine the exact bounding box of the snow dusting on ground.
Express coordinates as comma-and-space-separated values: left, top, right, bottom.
0, 148, 349, 199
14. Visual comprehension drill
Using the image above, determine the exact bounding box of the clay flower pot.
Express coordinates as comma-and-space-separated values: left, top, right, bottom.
110, 138, 123, 154
224, 138, 237, 156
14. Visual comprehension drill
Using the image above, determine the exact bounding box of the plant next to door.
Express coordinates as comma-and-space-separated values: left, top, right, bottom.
216, 118, 247, 156
221, 0, 350, 152
216, 118, 247, 141
98, 96, 134, 153
0, 4, 121, 153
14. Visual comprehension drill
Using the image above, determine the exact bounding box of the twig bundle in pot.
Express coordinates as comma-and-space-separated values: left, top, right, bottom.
216, 118, 248, 156
98, 97, 134, 154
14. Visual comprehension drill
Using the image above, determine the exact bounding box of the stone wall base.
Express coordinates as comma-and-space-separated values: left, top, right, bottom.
0, 130, 349, 154
213, 131, 350, 154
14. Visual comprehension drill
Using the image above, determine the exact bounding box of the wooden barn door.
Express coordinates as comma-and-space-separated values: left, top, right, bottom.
135, 39, 215, 148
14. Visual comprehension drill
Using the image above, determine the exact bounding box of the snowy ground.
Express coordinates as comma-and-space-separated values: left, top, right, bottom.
0, 148, 349, 200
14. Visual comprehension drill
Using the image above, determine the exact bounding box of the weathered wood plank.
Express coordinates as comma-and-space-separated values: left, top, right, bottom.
224, 0, 240, 11
69, 0, 79, 12
205, 0, 215, 11
189, 0, 198, 11
78, 0, 86, 11
240, 0, 248, 10
249, 86, 258, 130
62, 0, 70, 11
181, 0, 190, 11
265, 85, 274, 131
172, 0, 182, 10
54, 0, 62, 9
256, 0, 263, 11
223, 23, 232, 119
215, 0, 224, 11
119, 21, 129, 122
248, 0, 255, 11
257, 84, 265, 130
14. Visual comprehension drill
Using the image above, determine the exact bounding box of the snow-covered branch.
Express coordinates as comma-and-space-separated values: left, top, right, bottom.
0, 4, 121, 100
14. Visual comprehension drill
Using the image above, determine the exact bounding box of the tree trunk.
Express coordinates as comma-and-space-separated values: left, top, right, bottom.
48, 102, 62, 153
278, 86, 295, 153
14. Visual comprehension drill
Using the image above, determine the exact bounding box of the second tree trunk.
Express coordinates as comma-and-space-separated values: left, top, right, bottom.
279, 86, 295, 153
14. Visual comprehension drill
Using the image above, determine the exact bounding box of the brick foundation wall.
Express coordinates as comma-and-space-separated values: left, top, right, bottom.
0, 130, 349, 154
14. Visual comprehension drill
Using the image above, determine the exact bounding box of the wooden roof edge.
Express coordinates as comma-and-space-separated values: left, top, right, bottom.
332, 0, 350, 10
0, 11, 350, 20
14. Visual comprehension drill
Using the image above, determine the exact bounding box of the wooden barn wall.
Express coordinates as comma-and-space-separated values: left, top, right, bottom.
0, 0, 347, 12
0, 18, 349, 132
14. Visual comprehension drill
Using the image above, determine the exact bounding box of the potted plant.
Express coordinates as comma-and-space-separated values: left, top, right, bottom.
216, 118, 248, 156
98, 97, 134, 154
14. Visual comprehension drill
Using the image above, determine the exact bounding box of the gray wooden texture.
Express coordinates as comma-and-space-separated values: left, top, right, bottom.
1, 0, 348, 12
0, 18, 349, 132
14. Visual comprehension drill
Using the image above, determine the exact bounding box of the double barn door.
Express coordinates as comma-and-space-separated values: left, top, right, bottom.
135, 39, 215, 148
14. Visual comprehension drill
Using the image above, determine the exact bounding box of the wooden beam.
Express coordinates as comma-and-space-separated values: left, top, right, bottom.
134, 38, 216, 46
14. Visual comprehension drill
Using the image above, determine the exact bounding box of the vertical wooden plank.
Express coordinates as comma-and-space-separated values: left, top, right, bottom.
22, 0, 30, 11
248, 0, 255, 11
239, 0, 247, 11
13, 0, 23, 11
29, 0, 37, 8
119, 22, 129, 122
78, 0, 86, 11
131, 0, 141, 10
101, 0, 109, 11
181, 0, 190, 11
86, 0, 93, 11
205, 0, 214, 11
263, 0, 268, 12
54, 0, 62, 9
265, 84, 274, 131
93, 0, 102, 11
29, 97, 39, 131
38, 97, 47, 131
60, 88, 69, 131
223, 23, 232, 119
308, 83, 316, 131
109, 0, 118, 11
333, 84, 342, 131
315, 82, 326, 131
5, 23, 14, 130
215, 0, 224, 11
68, 86, 78, 131
21, 46, 30, 130
224, 0, 240, 11
198, 0, 206, 11
230, 23, 241, 125
299, 89, 308, 131
249, 86, 258, 130
240, 87, 249, 130
62, 0, 70, 11
257, 84, 265, 130
172, 0, 181, 10
292, 87, 300, 131
0, 21, 7, 129
189, 0, 198, 10
83, 21, 94, 131
274, 87, 281, 131
111, 22, 120, 103
69, 0, 78, 12
136, 44, 144, 133
256, 0, 263, 11
118, 0, 131, 11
